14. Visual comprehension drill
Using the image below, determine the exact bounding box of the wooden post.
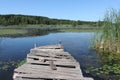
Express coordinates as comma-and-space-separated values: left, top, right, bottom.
34, 43, 37, 48
50, 60, 57, 70
59, 40, 62, 44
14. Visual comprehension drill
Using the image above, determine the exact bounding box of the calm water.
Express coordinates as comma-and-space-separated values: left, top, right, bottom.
0, 32, 101, 80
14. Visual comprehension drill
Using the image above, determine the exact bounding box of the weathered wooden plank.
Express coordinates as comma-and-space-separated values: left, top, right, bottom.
13, 44, 94, 80
27, 57, 76, 64
15, 67, 82, 76
14, 65, 83, 79
26, 59, 78, 68
15, 74, 81, 80
15, 78, 92, 80
14, 70, 82, 79
29, 52, 72, 58
27, 54, 74, 60
30, 52, 71, 56
30, 48, 64, 53
38, 44, 63, 49
15, 63, 82, 79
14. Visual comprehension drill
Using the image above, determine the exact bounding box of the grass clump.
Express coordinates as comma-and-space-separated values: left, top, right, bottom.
16, 59, 26, 67
0, 59, 26, 71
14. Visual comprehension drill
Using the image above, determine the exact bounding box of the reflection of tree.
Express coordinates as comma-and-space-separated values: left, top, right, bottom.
0, 38, 2, 45
0, 38, 3, 54
0, 38, 3, 49
28, 28, 59, 36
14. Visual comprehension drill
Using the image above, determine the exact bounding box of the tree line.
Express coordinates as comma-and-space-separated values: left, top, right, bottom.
0, 14, 98, 26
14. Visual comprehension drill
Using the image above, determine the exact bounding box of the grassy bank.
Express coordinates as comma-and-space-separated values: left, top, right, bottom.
0, 27, 99, 36
61, 28, 99, 32
0, 29, 27, 35
0, 27, 60, 37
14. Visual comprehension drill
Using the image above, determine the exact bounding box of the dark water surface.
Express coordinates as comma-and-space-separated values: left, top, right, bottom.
0, 32, 101, 80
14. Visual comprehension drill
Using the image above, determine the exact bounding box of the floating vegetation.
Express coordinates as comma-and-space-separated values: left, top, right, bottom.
86, 54, 120, 79
0, 61, 16, 71
0, 59, 26, 71
16, 59, 26, 67
0, 65, 9, 71
86, 63, 120, 80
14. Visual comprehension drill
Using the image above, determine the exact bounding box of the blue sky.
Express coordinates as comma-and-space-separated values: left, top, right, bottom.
0, 0, 120, 21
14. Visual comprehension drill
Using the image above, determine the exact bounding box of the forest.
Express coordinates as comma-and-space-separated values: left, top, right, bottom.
0, 14, 98, 26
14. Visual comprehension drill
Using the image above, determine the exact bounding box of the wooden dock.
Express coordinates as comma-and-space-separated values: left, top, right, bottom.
13, 44, 93, 80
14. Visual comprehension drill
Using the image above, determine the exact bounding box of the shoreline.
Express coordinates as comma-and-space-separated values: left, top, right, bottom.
0, 26, 99, 37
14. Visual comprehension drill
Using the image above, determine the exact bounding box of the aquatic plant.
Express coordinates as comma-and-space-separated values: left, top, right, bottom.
16, 59, 26, 67
94, 9, 120, 54
0, 59, 26, 71
91, 9, 120, 80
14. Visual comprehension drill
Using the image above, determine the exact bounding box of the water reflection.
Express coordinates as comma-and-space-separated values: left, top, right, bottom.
0, 28, 59, 38
0, 32, 101, 80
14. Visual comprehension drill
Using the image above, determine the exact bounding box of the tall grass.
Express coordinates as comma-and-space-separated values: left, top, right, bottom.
94, 9, 120, 54
90, 9, 120, 79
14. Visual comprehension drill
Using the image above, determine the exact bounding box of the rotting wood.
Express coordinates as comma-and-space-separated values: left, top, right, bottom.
13, 44, 94, 80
